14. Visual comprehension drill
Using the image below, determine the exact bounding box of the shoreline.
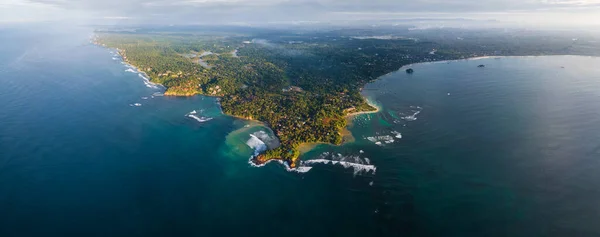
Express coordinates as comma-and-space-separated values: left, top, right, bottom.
392, 55, 596, 73
287, 56, 503, 158
345, 97, 382, 118
296, 97, 382, 155
99, 43, 166, 90
297, 142, 328, 154
98, 38, 575, 167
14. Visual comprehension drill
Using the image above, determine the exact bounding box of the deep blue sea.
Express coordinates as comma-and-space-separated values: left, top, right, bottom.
2, 26, 600, 237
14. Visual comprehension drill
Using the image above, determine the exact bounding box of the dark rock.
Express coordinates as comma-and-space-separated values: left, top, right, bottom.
478, 64, 485, 68
405, 68, 414, 74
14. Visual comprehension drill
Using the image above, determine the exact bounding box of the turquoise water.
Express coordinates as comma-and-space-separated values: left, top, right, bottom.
2, 27, 600, 237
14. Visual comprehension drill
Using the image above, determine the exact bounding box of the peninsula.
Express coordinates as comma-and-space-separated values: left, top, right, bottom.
94, 26, 599, 168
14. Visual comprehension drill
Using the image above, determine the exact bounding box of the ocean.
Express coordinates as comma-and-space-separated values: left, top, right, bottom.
2, 27, 600, 237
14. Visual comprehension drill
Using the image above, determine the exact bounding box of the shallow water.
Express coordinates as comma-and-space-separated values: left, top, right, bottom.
2, 27, 600, 237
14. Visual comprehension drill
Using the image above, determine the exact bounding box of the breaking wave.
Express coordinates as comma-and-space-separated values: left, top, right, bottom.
246, 130, 308, 172
247, 134, 268, 157
365, 130, 403, 146
401, 106, 422, 121
252, 130, 280, 148
247, 158, 313, 173
245, 130, 280, 156
188, 114, 213, 123
138, 73, 160, 89
186, 109, 213, 123
119, 59, 162, 89
301, 152, 376, 176
367, 135, 395, 146
247, 150, 374, 175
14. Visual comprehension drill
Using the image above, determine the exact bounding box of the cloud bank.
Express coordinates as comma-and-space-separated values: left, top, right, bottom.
2, 0, 600, 26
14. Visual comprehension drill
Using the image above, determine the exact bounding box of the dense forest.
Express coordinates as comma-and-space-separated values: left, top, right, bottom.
95, 27, 600, 167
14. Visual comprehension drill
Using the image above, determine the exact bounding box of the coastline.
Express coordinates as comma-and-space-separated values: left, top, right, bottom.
297, 142, 328, 154
296, 96, 382, 155
345, 97, 382, 118
99, 43, 166, 91
291, 56, 504, 160
97, 38, 535, 168
392, 55, 589, 72
392, 56, 495, 75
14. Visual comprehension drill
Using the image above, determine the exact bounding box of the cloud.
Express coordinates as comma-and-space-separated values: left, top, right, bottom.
0, 0, 66, 23
4, 0, 600, 24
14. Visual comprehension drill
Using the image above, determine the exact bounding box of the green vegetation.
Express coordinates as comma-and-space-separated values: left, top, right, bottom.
95, 27, 600, 167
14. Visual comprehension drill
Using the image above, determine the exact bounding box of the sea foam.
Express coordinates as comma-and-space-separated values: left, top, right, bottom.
245, 130, 278, 157
366, 135, 395, 146
246, 134, 268, 157
391, 131, 402, 139
301, 152, 376, 176
138, 73, 160, 89
246, 131, 309, 173
188, 114, 213, 123
186, 109, 213, 123
401, 106, 422, 121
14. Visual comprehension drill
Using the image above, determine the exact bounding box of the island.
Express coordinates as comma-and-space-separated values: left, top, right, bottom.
93, 26, 600, 169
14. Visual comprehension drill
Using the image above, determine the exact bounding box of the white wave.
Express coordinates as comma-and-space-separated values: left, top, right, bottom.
137, 73, 160, 89
187, 114, 213, 123
301, 152, 376, 175
293, 166, 313, 173
247, 156, 269, 168
246, 134, 267, 157
401, 111, 420, 121
248, 151, 374, 175
245, 130, 307, 173
152, 92, 164, 97
247, 157, 312, 173
252, 130, 280, 149
367, 135, 395, 146
120, 60, 161, 89
141, 97, 149, 100
391, 131, 402, 139
189, 110, 197, 115
129, 103, 142, 107
252, 130, 271, 143
401, 106, 422, 121
246, 130, 279, 155
303, 159, 376, 176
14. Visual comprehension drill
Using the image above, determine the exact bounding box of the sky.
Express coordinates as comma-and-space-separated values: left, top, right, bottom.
1, 0, 600, 27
